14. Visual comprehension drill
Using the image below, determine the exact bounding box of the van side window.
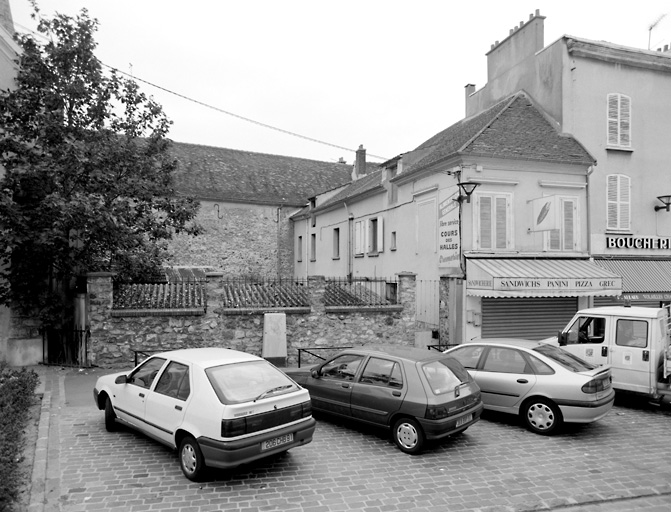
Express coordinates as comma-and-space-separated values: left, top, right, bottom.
615, 319, 648, 348
566, 316, 605, 344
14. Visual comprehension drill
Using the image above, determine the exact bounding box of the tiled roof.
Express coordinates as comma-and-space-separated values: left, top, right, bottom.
405, 92, 594, 174
314, 168, 384, 212
170, 142, 353, 206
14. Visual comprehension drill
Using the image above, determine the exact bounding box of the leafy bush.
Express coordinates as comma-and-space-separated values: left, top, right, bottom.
0, 363, 40, 510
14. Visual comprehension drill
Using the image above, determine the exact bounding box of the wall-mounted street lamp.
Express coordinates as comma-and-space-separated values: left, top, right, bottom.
654, 195, 671, 212
455, 182, 480, 203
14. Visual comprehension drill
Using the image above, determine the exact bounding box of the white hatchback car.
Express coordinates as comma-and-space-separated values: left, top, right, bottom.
444, 339, 615, 435
93, 347, 316, 481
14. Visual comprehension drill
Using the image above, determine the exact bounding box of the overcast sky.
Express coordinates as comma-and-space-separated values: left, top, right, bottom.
9, 1, 671, 164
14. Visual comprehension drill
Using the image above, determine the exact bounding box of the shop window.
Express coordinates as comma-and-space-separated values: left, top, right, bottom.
474, 193, 512, 250
607, 93, 631, 148
606, 174, 630, 231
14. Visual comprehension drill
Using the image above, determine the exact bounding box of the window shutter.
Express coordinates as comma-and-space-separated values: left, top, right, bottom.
607, 94, 619, 146
563, 200, 575, 250
606, 175, 630, 230
377, 217, 384, 252
495, 197, 507, 249
479, 196, 492, 249
607, 93, 631, 147
355, 221, 363, 254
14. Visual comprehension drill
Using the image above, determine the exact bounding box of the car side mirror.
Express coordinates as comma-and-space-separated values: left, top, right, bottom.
311, 369, 320, 379
557, 331, 567, 346
115, 375, 128, 384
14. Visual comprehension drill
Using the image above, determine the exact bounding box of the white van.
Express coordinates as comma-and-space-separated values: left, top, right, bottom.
552, 306, 671, 403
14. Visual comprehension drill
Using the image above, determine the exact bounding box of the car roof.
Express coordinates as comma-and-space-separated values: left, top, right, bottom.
458, 338, 550, 350
576, 306, 664, 319
345, 344, 449, 363
152, 347, 262, 368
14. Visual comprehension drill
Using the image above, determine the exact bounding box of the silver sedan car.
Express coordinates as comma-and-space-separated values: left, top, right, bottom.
444, 339, 615, 435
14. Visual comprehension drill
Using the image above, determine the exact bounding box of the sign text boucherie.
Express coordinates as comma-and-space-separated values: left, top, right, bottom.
606, 236, 671, 249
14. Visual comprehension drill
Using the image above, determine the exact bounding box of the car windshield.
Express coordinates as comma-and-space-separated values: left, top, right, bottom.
206, 360, 297, 404
422, 358, 470, 395
533, 344, 597, 372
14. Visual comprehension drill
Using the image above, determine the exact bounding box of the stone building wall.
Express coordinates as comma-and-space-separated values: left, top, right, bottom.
87, 273, 418, 368
167, 199, 296, 278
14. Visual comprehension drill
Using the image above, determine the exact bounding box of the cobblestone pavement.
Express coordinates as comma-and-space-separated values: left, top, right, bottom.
29, 366, 671, 512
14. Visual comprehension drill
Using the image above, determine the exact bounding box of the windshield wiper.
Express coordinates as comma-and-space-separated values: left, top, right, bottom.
253, 384, 293, 402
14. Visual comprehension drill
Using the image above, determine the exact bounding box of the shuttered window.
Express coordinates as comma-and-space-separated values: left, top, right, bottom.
368, 217, 384, 253
607, 93, 631, 148
606, 174, 631, 231
548, 198, 577, 251
354, 220, 365, 255
475, 193, 512, 250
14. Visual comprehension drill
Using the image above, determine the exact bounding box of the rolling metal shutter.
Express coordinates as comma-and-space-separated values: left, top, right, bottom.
481, 298, 578, 341
594, 297, 662, 308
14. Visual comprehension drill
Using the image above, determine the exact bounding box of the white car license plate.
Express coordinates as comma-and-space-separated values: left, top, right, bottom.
261, 433, 293, 451
456, 414, 472, 428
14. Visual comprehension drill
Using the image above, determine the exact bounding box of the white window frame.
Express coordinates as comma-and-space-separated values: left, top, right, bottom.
310, 233, 316, 262
297, 236, 303, 262
606, 174, 631, 232
543, 196, 579, 252
332, 227, 340, 259
354, 220, 365, 256
607, 93, 631, 148
473, 192, 513, 251
367, 217, 384, 254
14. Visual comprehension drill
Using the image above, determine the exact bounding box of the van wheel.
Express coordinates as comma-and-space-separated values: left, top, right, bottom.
104, 397, 117, 432
392, 417, 425, 454
179, 435, 206, 481
522, 398, 562, 435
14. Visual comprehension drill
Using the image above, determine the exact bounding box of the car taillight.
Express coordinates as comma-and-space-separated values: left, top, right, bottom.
221, 400, 312, 437
426, 405, 450, 420
582, 375, 612, 394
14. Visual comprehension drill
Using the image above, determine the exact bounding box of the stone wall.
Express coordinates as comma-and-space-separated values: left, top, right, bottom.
168, 199, 295, 278
87, 272, 419, 368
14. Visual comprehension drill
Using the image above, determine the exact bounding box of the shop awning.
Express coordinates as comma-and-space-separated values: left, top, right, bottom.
593, 259, 671, 300
466, 259, 622, 298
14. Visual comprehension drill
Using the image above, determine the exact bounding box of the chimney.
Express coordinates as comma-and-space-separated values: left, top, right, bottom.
464, 84, 476, 114
354, 145, 366, 179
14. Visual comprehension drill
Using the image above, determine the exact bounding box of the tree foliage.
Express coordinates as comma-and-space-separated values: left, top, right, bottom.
0, 5, 201, 324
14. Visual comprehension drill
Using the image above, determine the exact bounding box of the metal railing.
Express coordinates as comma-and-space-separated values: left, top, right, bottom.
42, 328, 90, 367
221, 277, 309, 309
324, 277, 398, 307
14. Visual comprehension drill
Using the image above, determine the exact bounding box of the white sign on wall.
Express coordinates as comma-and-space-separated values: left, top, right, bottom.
439, 188, 460, 269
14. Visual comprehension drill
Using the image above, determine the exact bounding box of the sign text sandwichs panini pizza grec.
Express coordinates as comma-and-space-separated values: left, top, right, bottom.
468, 278, 620, 291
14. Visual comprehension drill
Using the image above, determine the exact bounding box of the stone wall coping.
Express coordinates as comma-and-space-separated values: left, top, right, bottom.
220, 307, 311, 316
111, 308, 206, 317
325, 305, 404, 314
86, 271, 117, 278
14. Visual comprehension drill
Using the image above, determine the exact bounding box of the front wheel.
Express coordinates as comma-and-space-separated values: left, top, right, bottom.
522, 398, 562, 435
179, 435, 206, 481
392, 417, 425, 454
104, 397, 117, 432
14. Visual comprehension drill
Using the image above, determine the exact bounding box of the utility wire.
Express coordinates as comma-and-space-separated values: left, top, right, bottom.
105, 64, 389, 161
14, 21, 390, 162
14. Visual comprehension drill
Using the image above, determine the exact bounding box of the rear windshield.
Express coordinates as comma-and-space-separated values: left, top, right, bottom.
533, 344, 597, 372
206, 360, 297, 404
421, 358, 470, 395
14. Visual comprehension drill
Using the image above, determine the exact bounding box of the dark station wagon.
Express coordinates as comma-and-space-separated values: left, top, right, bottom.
285, 345, 484, 454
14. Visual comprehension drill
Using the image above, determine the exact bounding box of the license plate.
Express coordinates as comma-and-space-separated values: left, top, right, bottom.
261, 433, 293, 451
456, 413, 472, 428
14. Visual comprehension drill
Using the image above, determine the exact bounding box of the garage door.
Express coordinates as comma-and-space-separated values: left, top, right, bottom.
481, 298, 578, 340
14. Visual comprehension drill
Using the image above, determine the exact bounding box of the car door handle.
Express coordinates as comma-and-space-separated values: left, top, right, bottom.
392, 391, 402, 397
340, 383, 350, 388
516, 379, 528, 384
139, 393, 145, 398
175, 405, 183, 411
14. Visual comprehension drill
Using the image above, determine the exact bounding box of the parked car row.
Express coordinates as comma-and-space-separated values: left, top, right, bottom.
94, 339, 615, 481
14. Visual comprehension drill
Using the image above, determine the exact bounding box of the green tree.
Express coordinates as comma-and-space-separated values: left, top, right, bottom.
0, 5, 201, 325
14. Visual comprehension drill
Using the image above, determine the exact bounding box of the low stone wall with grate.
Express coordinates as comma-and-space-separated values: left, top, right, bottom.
87, 273, 419, 367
